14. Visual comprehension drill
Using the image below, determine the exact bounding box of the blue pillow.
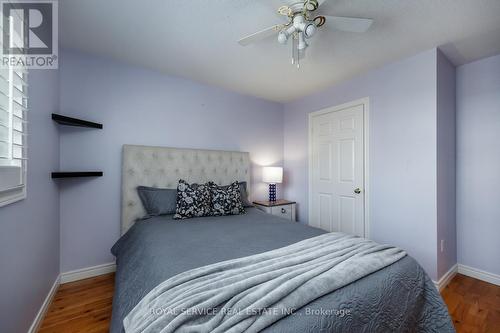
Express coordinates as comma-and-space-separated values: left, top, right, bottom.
137, 186, 177, 217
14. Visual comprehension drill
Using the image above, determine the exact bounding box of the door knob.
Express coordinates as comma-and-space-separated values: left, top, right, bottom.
354, 188, 361, 194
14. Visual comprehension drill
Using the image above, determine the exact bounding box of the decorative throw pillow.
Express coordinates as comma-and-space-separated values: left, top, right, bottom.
209, 181, 245, 216
219, 181, 252, 207
173, 180, 212, 219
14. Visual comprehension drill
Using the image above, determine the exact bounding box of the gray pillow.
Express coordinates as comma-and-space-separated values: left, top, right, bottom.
238, 182, 253, 207
137, 186, 177, 217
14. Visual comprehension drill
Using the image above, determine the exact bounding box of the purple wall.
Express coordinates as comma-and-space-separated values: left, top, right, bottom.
0, 69, 60, 332
283, 49, 441, 280
58, 49, 284, 272
457, 54, 500, 276
436, 50, 457, 278
1, 40, 495, 331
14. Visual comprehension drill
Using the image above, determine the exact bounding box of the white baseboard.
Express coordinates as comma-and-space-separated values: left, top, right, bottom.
458, 264, 500, 286
28, 275, 60, 333
434, 264, 458, 291
60, 262, 116, 284
27, 263, 115, 332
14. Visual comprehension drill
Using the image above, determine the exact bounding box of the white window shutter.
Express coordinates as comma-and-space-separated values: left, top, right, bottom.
0, 59, 28, 206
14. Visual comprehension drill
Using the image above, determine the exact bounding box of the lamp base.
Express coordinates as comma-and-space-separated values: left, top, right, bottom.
268, 183, 277, 202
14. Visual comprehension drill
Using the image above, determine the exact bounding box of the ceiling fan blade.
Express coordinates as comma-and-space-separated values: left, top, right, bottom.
317, 0, 328, 7
238, 25, 282, 46
324, 16, 373, 33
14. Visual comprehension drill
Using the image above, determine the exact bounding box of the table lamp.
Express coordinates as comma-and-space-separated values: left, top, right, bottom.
262, 167, 283, 202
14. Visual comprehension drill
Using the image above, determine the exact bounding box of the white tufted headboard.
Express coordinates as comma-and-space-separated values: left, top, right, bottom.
121, 145, 251, 234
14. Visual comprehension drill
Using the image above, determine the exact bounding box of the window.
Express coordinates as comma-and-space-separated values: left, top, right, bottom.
0, 10, 28, 207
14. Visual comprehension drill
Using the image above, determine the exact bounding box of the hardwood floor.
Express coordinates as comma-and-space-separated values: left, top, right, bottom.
441, 274, 500, 332
39, 274, 115, 333
39, 273, 499, 332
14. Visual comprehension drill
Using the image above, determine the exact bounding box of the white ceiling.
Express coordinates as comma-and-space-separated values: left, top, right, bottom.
59, 0, 500, 102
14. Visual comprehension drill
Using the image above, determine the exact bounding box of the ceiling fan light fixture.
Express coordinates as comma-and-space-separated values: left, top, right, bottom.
278, 25, 297, 44
237, 1, 374, 69
297, 33, 308, 50
313, 16, 326, 27
278, 31, 288, 44
304, 0, 319, 12
277, 5, 292, 17
304, 23, 316, 38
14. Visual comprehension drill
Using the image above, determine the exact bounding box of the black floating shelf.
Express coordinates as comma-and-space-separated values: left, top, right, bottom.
52, 113, 103, 129
52, 172, 103, 179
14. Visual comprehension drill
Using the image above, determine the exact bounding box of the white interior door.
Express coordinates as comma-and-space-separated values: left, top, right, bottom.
310, 102, 365, 236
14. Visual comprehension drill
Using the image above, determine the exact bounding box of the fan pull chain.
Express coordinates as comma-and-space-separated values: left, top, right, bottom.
295, 33, 300, 69
290, 33, 301, 69
297, 42, 300, 69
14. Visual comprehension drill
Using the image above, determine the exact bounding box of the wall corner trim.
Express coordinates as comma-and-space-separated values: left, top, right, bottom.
60, 262, 116, 284
458, 264, 500, 286
434, 264, 458, 291
28, 275, 60, 333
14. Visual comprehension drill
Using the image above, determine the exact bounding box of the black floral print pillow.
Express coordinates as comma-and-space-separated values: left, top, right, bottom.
173, 179, 212, 219
209, 181, 245, 216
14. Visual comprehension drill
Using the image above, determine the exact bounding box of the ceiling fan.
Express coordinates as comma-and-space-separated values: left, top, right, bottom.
237, 0, 373, 68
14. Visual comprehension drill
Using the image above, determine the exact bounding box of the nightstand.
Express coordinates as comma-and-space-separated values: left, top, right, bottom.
253, 200, 296, 222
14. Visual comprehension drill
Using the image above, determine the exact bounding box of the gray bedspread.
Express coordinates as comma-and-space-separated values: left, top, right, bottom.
111, 208, 454, 333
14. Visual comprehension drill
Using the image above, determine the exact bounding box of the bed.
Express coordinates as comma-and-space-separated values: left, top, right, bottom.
110, 145, 454, 333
